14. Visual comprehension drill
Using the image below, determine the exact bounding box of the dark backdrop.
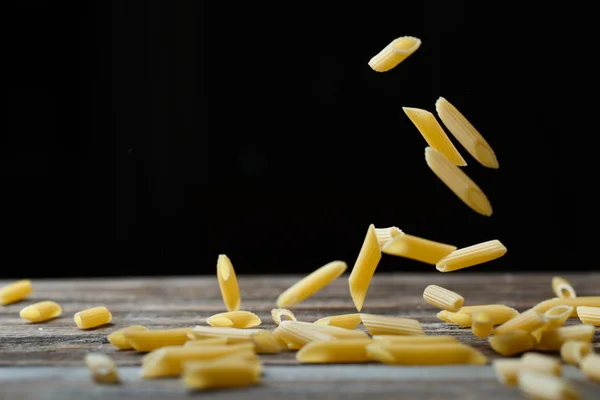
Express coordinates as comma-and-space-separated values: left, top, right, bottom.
3, 1, 577, 278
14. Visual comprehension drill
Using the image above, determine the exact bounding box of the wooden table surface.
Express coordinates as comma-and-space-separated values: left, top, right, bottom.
0, 273, 598, 399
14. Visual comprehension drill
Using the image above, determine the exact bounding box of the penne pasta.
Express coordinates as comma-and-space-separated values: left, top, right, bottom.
276, 260, 347, 308
436, 240, 506, 272
471, 312, 494, 338
272, 329, 298, 350
536, 324, 596, 351
382, 233, 457, 265
448, 312, 472, 327
251, 330, 282, 354
0, 279, 32, 305
206, 311, 261, 329
489, 331, 537, 356
374, 226, 403, 248
560, 341, 593, 365
183, 358, 261, 390
367, 342, 487, 365
314, 313, 362, 330
289, 321, 367, 340
217, 254, 241, 312
19, 301, 62, 323
74, 306, 112, 330
124, 328, 192, 352
372, 335, 457, 344
580, 354, 600, 382
108, 325, 149, 350
273, 321, 335, 348
348, 224, 382, 312
435, 97, 499, 169
551, 276, 576, 299
544, 306, 574, 329
84, 353, 120, 384
533, 297, 600, 316
422, 285, 464, 312
457, 304, 519, 325
190, 326, 268, 344
492, 359, 521, 386
360, 314, 424, 336
517, 371, 581, 400
520, 352, 562, 376
368, 36, 421, 72
576, 306, 600, 326
436, 310, 454, 323
271, 308, 296, 326
493, 309, 546, 335
184, 338, 229, 347
296, 339, 375, 363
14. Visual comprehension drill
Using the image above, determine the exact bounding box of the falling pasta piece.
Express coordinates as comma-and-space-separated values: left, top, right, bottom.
436, 240, 506, 272
183, 358, 261, 390
552, 276, 577, 298
366, 342, 487, 365
19, 301, 62, 323
518, 371, 582, 400
457, 304, 519, 325
271, 308, 296, 326
217, 254, 241, 312
0, 279, 32, 305
374, 226, 403, 248
435, 97, 499, 169
580, 354, 600, 382
489, 331, 537, 356
292, 321, 368, 340
536, 324, 596, 351
372, 335, 457, 344
425, 147, 493, 216
493, 309, 546, 335
471, 312, 494, 338
74, 306, 112, 330
107, 325, 149, 350
436, 310, 453, 323
206, 311, 261, 329
544, 306, 574, 329
251, 331, 282, 354
348, 224, 382, 312
314, 313, 362, 330
521, 352, 562, 376
360, 314, 424, 336
533, 297, 600, 316
368, 36, 421, 72
184, 338, 229, 347
84, 353, 120, 384
492, 359, 521, 386
124, 328, 192, 352
382, 234, 457, 265
297, 339, 375, 363
422, 285, 464, 312
576, 306, 600, 326
405, 108, 467, 166
560, 341, 593, 365
190, 326, 268, 344
276, 260, 347, 308
273, 321, 335, 348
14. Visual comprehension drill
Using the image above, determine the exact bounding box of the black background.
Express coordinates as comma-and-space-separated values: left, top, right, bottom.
3, 1, 577, 278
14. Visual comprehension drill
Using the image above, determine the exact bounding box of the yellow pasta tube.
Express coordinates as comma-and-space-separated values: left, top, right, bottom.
551, 276, 576, 298
517, 370, 582, 400
493, 309, 546, 335
272, 329, 300, 350
217, 254, 241, 312
19, 301, 62, 323
84, 353, 119, 384
457, 304, 519, 325
184, 338, 229, 347
545, 306, 574, 329
580, 354, 600, 382
489, 331, 537, 356
471, 312, 494, 338
360, 314, 424, 336
560, 341, 593, 365
435, 97, 499, 169
276, 260, 347, 308
372, 335, 457, 344
107, 325, 149, 350
405, 108, 467, 166
366, 343, 487, 365
373, 226, 403, 248
314, 313, 362, 330
448, 312, 472, 327
124, 328, 192, 352
292, 321, 368, 340
251, 330, 282, 354
271, 308, 296, 325
74, 306, 112, 330
297, 339, 375, 363
182, 359, 261, 390
536, 324, 596, 351
348, 224, 382, 312
206, 311, 261, 329
520, 352, 562, 376
422, 285, 464, 312
533, 297, 600, 316
382, 234, 457, 265
436, 310, 453, 323
0, 279, 32, 305
492, 359, 521, 386
273, 321, 335, 348
368, 36, 421, 72
190, 326, 268, 344
576, 306, 600, 326
436, 240, 506, 272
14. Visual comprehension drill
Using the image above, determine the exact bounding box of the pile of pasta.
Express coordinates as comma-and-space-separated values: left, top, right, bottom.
1, 36, 598, 399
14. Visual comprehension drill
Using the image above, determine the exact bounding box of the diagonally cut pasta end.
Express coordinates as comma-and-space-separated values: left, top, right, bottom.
217, 254, 232, 281
466, 188, 493, 216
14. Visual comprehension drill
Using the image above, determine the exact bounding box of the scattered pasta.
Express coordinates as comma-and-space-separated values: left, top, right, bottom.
190, 326, 268, 344
360, 314, 424, 336
273, 320, 335, 348
533, 297, 600, 316
544, 305, 574, 329
576, 306, 600, 326
551, 276, 576, 298
367, 342, 487, 365
19, 301, 62, 323
520, 352, 562, 376
314, 313, 362, 329
296, 339, 375, 363
471, 312, 494, 338
294, 321, 368, 340
124, 328, 192, 352
536, 324, 596, 351
517, 370, 581, 400
436, 310, 453, 323
348, 224, 382, 312
383, 234, 457, 265
251, 331, 283, 354
271, 308, 297, 325
84, 353, 120, 384
436, 240, 506, 272
457, 304, 519, 325
560, 340, 593, 365
0, 279, 32, 305
73, 306, 112, 330
374, 226, 403, 248
183, 357, 262, 390
493, 309, 546, 335
372, 335, 457, 344
368, 36, 421, 72
108, 325, 149, 350
580, 353, 600, 382
448, 312, 472, 327
492, 359, 521, 386
489, 331, 537, 356
184, 338, 229, 347
422, 285, 464, 312
206, 311, 261, 328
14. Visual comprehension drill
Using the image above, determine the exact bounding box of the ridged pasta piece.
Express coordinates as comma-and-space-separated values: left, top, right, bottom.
271, 308, 296, 326
489, 331, 537, 356
368, 36, 421, 72
190, 326, 268, 344
372, 335, 457, 344
108, 325, 149, 350
217, 254, 241, 312
521, 352, 562, 376
367, 342, 487, 365
471, 312, 494, 338
517, 371, 581, 400
545, 306, 574, 329
276, 260, 347, 308
348, 224, 382, 312
273, 321, 335, 348
448, 312, 472, 327
124, 328, 192, 352
436, 310, 453, 323
0, 279, 32, 305
74, 306, 112, 330
382, 234, 457, 265
183, 357, 262, 390
296, 339, 375, 363
560, 341, 593, 365
272, 329, 299, 350
374, 226, 403, 248
422, 285, 464, 312
580, 354, 600, 382
360, 314, 424, 336
536, 324, 596, 351
184, 338, 229, 347
405, 109, 467, 166
492, 359, 522, 386
19, 301, 62, 323
291, 321, 368, 340
552, 276, 576, 298
435, 97, 499, 169
533, 297, 600, 316
251, 331, 282, 354
493, 309, 546, 335
85, 353, 119, 384
206, 311, 261, 329
425, 147, 493, 216
436, 240, 506, 272
576, 306, 600, 326
457, 304, 519, 325
314, 313, 362, 330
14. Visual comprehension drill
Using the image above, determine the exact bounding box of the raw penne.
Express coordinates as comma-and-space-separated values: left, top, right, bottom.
551, 276, 576, 298
517, 371, 581, 400
184, 338, 229, 347
124, 328, 192, 352
367, 342, 487, 365
425, 147, 492, 216
492, 359, 521, 386
292, 321, 368, 340
521, 352, 562, 376
276, 260, 347, 308
404, 108, 467, 166
435, 97, 499, 169
436, 240, 506, 272
536, 324, 596, 351
0, 279, 32, 305
74, 306, 112, 330
544, 306, 574, 329
580, 354, 600, 382
206, 311, 261, 329
251, 330, 282, 354
448, 312, 472, 327
368, 36, 421, 72
84, 353, 119, 384
183, 358, 261, 390
314, 313, 362, 330
348, 224, 382, 312
273, 321, 335, 348
493, 309, 546, 335
531, 326, 547, 343
422, 285, 464, 312
457, 305, 519, 325
372, 335, 457, 344
217, 254, 241, 312
576, 306, 600, 326
560, 341, 593, 365
272, 329, 300, 350
374, 226, 403, 248
436, 310, 453, 323
190, 326, 268, 344
360, 314, 424, 336
471, 312, 494, 338
533, 297, 600, 316
489, 331, 537, 356
296, 339, 375, 363
271, 308, 296, 325
107, 325, 149, 350
382, 234, 457, 265
19, 301, 62, 323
